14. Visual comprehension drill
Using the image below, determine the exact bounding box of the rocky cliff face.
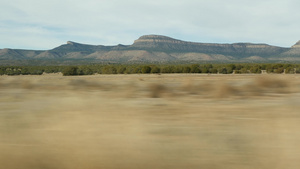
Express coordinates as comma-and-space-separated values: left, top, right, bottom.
0, 35, 299, 64
292, 41, 300, 48
132, 35, 287, 58
133, 35, 187, 45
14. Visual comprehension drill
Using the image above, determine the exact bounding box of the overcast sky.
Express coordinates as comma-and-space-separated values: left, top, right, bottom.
1, 0, 300, 50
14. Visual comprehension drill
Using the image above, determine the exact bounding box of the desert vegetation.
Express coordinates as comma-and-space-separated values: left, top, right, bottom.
1, 63, 300, 76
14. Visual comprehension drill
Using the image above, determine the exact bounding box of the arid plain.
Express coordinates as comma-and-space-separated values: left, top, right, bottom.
1, 74, 300, 169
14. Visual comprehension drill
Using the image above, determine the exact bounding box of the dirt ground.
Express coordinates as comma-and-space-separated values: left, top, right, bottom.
0, 74, 300, 169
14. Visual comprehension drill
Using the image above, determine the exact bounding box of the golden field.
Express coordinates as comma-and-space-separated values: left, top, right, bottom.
0, 73, 300, 169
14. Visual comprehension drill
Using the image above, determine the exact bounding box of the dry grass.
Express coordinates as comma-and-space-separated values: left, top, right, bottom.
20, 80, 34, 89
143, 75, 295, 99
0, 74, 296, 99
148, 83, 167, 98
254, 76, 291, 93
1, 74, 300, 169
214, 82, 240, 98
68, 79, 104, 90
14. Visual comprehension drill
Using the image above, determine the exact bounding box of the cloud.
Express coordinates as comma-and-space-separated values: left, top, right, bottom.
1, 0, 300, 49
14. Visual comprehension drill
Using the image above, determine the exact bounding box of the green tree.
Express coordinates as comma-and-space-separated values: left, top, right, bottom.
190, 64, 201, 73
21, 68, 30, 75
250, 67, 260, 74
133, 66, 142, 73
161, 66, 175, 73
117, 66, 126, 74
183, 66, 191, 73
285, 67, 294, 74
240, 68, 248, 74
201, 67, 209, 73
235, 64, 243, 70
62, 66, 78, 76
218, 67, 227, 74
102, 66, 117, 74
82, 67, 93, 75
228, 64, 236, 70
0, 69, 4, 75
261, 64, 267, 70
226, 67, 233, 74
141, 66, 151, 74
210, 68, 218, 74
151, 66, 160, 73
204, 64, 213, 69
275, 68, 284, 74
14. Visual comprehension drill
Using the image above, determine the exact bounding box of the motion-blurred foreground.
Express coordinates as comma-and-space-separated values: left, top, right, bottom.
0, 74, 300, 169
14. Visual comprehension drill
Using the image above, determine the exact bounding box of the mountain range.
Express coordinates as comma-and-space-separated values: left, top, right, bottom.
1, 35, 300, 65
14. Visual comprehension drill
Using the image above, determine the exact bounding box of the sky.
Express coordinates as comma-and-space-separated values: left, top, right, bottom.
1, 0, 300, 50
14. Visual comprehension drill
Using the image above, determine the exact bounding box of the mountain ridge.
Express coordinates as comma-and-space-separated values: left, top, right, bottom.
1, 35, 300, 65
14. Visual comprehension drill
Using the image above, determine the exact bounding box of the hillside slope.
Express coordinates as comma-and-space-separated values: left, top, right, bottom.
0, 35, 299, 64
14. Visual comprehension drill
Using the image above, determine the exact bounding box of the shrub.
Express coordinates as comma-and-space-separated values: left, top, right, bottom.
240, 68, 248, 74
102, 66, 117, 74
183, 66, 191, 73
62, 66, 78, 76
151, 66, 160, 73
219, 67, 227, 74
275, 68, 284, 74
117, 67, 126, 74
210, 68, 218, 74
141, 66, 151, 74
285, 67, 294, 74
201, 68, 209, 73
190, 64, 201, 73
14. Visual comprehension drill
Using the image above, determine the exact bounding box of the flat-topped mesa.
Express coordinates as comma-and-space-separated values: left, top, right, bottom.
133, 35, 272, 48
132, 35, 280, 55
132, 35, 225, 50
67, 41, 80, 45
66, 41, 92, 46
292, 40, 300, 48
133, 35, 185, 45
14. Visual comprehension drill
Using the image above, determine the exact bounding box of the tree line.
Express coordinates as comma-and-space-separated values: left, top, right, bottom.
1, 63, 300, 76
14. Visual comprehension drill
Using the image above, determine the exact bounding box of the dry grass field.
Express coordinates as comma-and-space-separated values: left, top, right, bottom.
1, 73, 300, 169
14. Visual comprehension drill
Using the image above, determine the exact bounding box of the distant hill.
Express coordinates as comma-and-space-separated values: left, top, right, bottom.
1, 35, 300, 65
